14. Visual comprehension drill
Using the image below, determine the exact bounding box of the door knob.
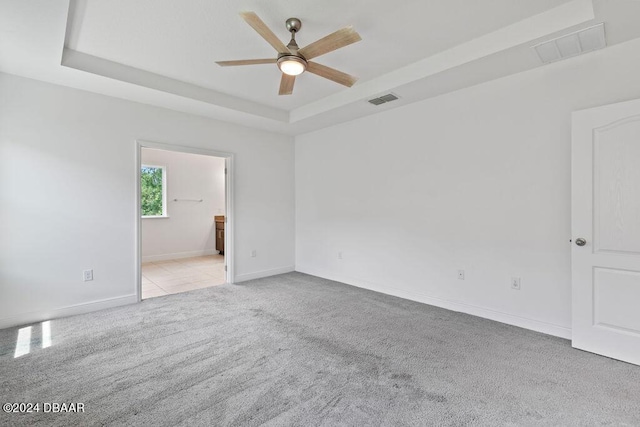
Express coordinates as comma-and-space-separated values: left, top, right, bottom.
575, 238, 587, 246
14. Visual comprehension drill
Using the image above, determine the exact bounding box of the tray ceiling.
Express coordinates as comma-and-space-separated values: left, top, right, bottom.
2, 0, 640, 135
65, 0, 571, 110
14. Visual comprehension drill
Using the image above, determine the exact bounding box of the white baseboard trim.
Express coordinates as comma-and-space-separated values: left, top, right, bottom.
0, 294, 138, 330
142, 249, 218, 263
234, 266, 295, 283
296, 266, 572, 340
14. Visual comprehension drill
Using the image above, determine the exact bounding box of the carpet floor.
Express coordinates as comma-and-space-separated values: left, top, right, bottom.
1, 272, 639, 426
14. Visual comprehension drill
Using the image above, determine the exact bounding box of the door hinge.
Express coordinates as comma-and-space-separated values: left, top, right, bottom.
224, 265, 227, 272
224, 168, 227, 175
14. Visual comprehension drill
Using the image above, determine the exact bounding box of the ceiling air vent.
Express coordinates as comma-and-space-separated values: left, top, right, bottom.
533, 23, 606, 65
368, 93, 399, 105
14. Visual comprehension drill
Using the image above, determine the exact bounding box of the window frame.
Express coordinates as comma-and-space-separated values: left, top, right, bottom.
140, 164, 168, 219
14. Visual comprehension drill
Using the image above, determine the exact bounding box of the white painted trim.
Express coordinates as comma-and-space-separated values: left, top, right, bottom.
135, 140, 236, 301
224, 155, 234, 286
0, 294, 138, 330
296, 267, 572, 340
234, 266, 295, 283
135, 143, 142, 303
142, 249, 219, 263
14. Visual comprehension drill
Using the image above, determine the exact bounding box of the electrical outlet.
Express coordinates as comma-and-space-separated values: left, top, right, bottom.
83, 269, 93, 282
338, 252, 343, 260
458, 270, 465, 280
511, 277, 521, 290
250, 250, 257, 258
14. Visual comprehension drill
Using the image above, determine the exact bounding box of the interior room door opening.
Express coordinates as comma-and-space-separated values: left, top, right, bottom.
135, 140, 234, 301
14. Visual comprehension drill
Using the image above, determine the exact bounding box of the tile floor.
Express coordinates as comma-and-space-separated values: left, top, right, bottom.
142, 255, 225, 299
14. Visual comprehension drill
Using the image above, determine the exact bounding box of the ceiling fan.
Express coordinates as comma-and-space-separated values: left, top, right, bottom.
216, 12, 362, 95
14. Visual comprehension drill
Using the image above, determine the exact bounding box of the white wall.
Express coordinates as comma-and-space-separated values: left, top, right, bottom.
141, 148, 225, 262
0, 72, 295, 328
295, 38, 640, 339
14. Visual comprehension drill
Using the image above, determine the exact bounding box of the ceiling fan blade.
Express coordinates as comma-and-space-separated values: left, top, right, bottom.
216, 58, 277, 66
240, 11, 290, 54
279, 74, 296, 95
307, 62, 358, 87
298, 26, 362, 60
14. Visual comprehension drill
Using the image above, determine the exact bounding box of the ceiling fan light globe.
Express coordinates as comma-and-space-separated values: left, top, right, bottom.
280, 61, 305, 76
277, 56, 307, 76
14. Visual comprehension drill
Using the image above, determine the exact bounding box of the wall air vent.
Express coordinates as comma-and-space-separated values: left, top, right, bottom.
533, 23, 606, 65
368, 93, 399, 106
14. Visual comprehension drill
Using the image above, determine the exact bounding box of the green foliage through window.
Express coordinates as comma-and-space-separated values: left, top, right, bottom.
141, 166, 164, 216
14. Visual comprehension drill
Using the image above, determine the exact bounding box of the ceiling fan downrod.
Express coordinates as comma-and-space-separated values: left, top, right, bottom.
285, 18, 302, 52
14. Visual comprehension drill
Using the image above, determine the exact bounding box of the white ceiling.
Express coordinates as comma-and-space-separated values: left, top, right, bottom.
66, 0, 571, 110
2, 0, 640, 135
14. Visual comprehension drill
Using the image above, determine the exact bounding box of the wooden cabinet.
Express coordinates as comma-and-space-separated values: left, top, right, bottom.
215, 215, 225, 255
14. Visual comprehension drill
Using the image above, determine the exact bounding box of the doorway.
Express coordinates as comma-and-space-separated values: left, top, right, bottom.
135, 140, 234, 300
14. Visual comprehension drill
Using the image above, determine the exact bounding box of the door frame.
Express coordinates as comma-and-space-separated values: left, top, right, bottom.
135, 139, 235, 302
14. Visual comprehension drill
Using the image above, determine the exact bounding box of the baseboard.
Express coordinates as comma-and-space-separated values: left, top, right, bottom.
296, 266, 572, 340
234, 266, 295, 283
142, 249, 218, 263
0, 294, 138, 330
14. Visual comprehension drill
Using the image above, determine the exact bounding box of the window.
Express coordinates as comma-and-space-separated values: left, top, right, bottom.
141, 165, 167, 217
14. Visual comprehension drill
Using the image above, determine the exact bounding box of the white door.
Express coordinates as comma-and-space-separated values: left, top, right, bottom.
572, 98, 640, 366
